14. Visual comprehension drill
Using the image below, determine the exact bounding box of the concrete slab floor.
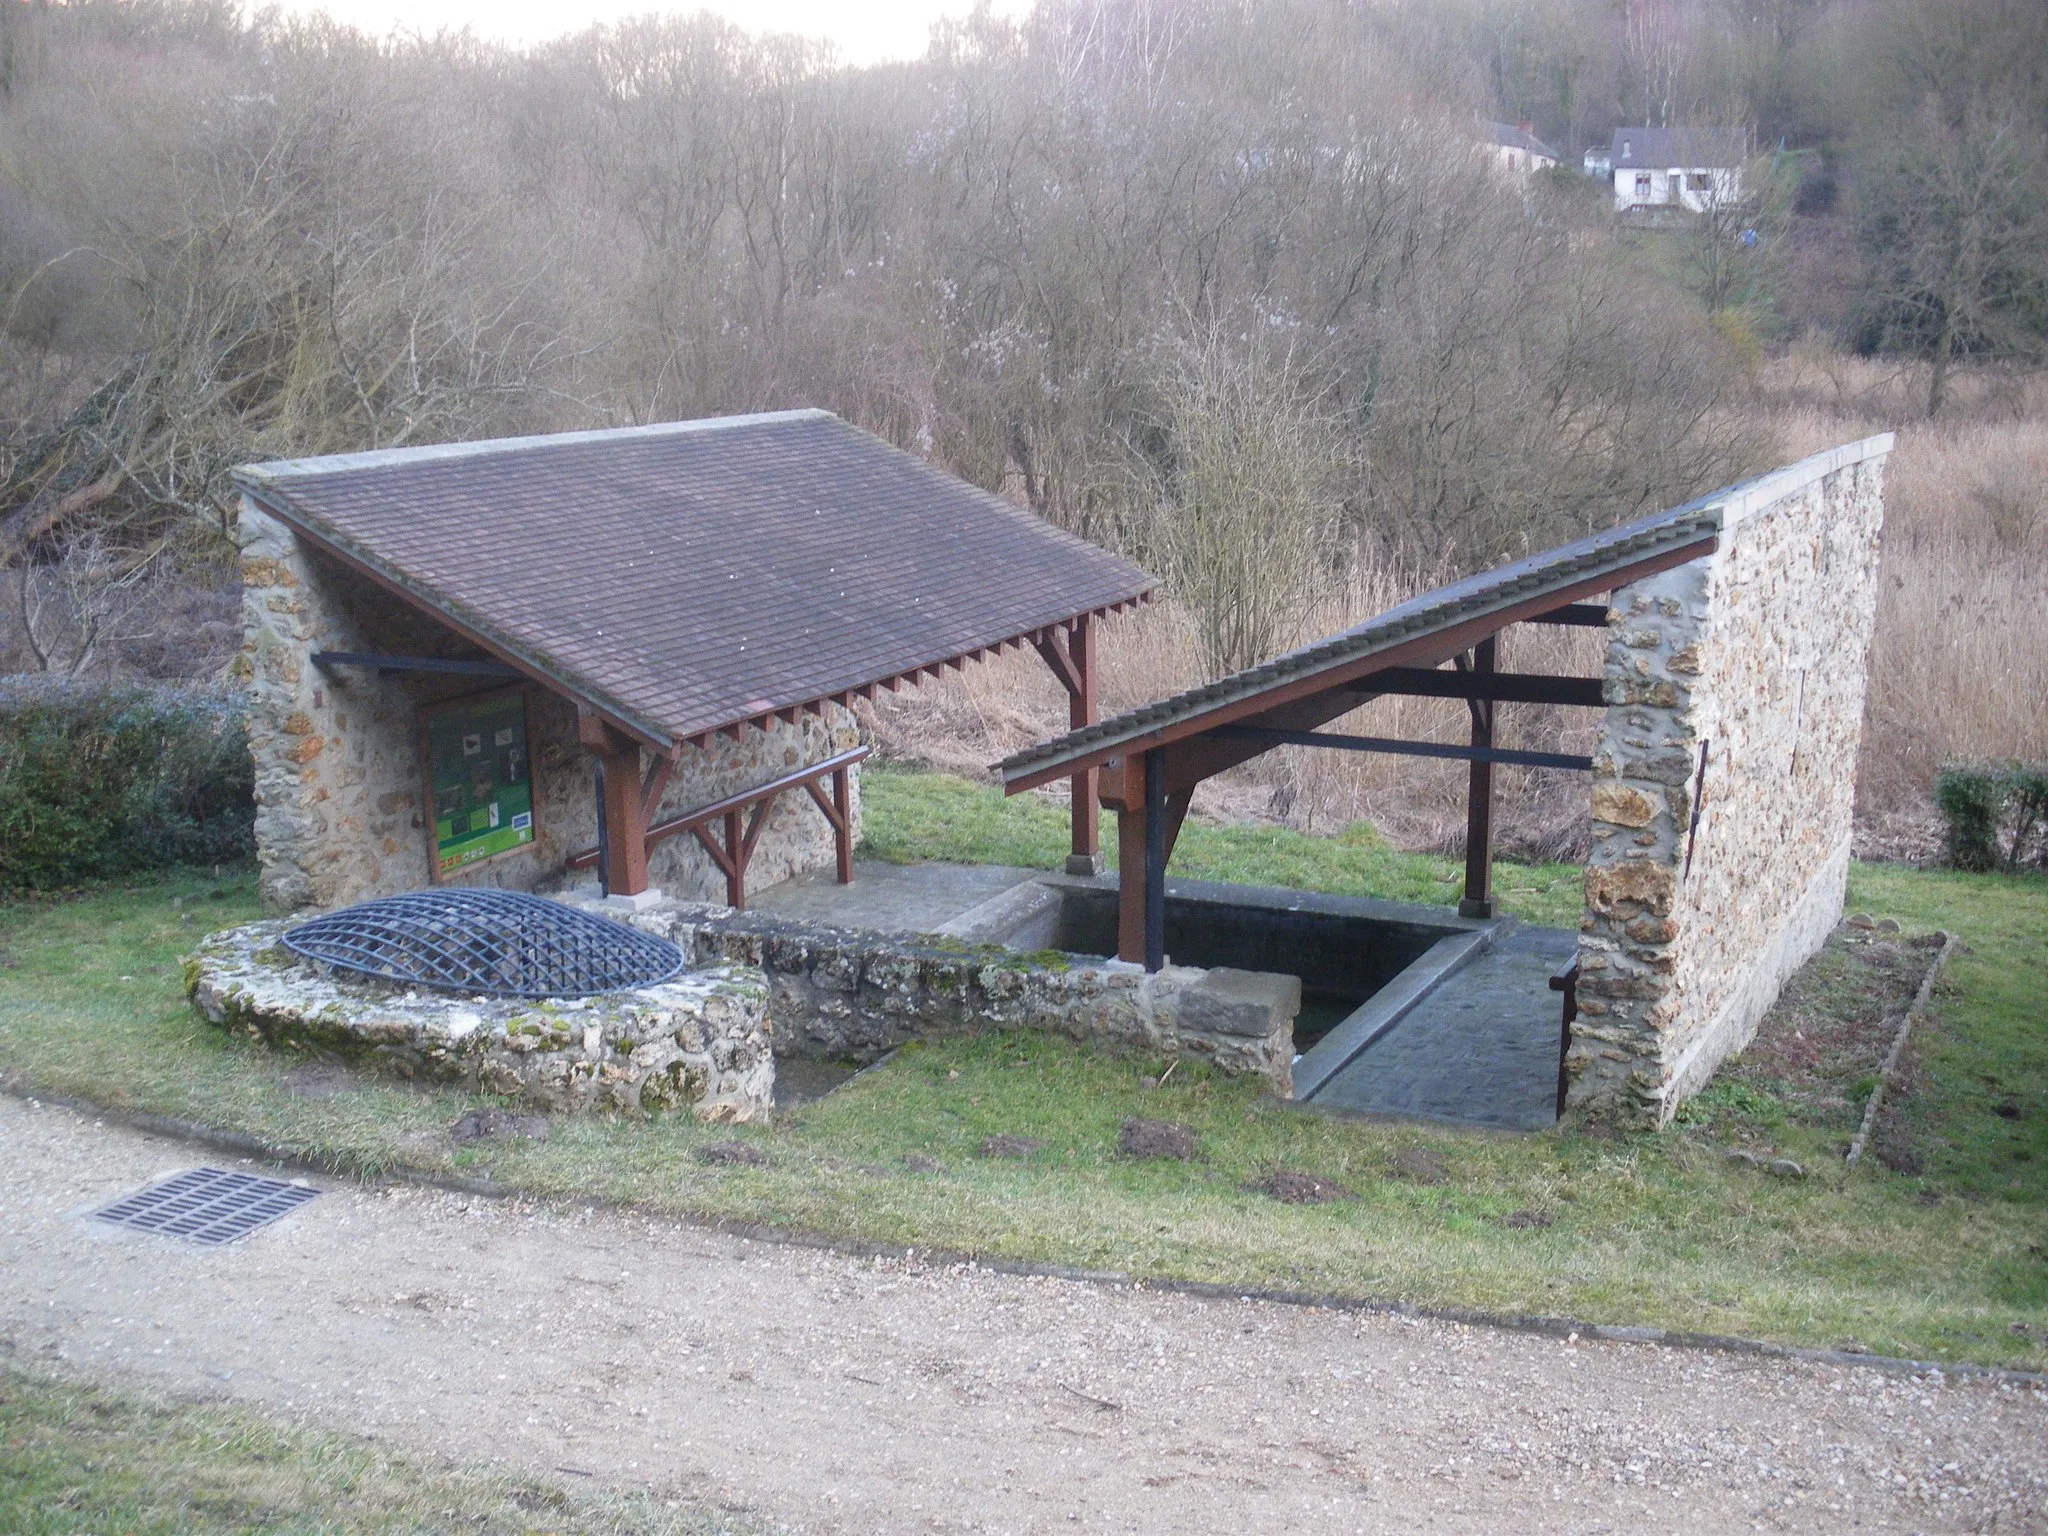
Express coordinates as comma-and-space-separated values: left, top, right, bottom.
748, 858, 1039, 936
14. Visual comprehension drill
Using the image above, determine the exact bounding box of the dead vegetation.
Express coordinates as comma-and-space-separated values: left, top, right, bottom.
0, 3, 2040, 857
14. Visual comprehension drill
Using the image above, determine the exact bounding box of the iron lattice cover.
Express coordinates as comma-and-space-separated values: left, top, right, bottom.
282, 888, 684, 999
91, 1168, 319, 1246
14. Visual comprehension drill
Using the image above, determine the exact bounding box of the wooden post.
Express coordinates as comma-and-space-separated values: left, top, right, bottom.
831, 765, 853, 884
1143, 746, 1166, 972
1460, 635, 1498, 919
581, 710, 650, 898
1066, 614, 1100, 875
598, 744, 649, 898
1115, 753, 1149, 964
723, 807, 745, 907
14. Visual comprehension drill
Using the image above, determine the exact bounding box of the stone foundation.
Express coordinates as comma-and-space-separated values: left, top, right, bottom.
187, 922, 775, 1118
627, 900, 1302, 1093
1570, 436, 1892, 1125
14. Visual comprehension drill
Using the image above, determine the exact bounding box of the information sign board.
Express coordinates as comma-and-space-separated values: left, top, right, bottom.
421, 689, 535, 879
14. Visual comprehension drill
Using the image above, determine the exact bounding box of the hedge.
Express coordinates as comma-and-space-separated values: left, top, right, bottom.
1933, 762, 2048, 873
0, 678, 254, 890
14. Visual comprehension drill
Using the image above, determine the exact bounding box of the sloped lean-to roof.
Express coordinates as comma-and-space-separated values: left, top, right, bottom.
999, 437, 1895, 794
235, 410, 1154, 751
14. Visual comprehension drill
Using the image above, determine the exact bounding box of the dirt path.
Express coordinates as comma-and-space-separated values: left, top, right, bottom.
2, 1096, 2043, 1534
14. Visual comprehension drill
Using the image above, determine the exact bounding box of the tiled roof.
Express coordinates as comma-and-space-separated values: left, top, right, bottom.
999, 491, 1731, 786
1610, 126, 1749, 169
235, 411, 1154, 748
1481, 119, 1562, 162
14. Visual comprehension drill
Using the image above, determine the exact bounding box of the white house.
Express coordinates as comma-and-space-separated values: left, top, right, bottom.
1480, 119, 1561, 177
1610, 126, 1747, 212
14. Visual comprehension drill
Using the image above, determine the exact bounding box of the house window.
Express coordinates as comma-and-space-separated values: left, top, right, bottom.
1687, 172, 1712, 192
1634, 173, 1652, 199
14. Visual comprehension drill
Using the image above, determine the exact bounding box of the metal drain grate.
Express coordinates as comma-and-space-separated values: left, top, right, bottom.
90, 1168, 319, 1246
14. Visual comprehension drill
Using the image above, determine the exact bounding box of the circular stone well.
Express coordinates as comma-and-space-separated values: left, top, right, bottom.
187, 919, 773, 1119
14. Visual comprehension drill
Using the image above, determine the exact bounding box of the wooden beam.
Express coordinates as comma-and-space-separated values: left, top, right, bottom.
640, 753, 675, 824
1002, 535, 1713, 795
569, 746, 869, 867
1460, 637, 1498, 920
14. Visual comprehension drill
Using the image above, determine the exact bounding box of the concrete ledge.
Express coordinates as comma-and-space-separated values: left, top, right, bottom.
1709, 433, 1893, 530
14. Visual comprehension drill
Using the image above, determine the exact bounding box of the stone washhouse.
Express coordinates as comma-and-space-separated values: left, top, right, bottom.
215, 415, 1891, 1130
231, 409, 1151, 914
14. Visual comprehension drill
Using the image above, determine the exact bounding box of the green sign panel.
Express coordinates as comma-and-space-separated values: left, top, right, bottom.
426, 691, 534, 877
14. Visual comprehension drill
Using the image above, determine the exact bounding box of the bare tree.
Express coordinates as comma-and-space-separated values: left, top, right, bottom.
1143, 327, 1349, 680
1855, 96, 2048, 417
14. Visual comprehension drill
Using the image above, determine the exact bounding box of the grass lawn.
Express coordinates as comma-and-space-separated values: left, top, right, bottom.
0, 1368, 735, 1536
0, 767, 2042, 1369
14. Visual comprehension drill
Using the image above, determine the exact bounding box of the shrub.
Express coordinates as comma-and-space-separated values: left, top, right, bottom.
1934, 762, 2048, 873
0, 679, 253, 890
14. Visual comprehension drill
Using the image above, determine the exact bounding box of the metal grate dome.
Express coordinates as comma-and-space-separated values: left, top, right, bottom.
283, 889, 684, 999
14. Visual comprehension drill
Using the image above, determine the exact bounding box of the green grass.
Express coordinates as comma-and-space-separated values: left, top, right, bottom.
1, 776, 2044, 1369
861, 763, 1587, 928
0, 1368, 734, 1535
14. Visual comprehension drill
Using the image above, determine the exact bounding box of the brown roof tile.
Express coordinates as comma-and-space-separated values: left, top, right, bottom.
235, 410, 1154, 746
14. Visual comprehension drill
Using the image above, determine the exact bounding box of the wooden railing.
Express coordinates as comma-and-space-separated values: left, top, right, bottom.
568, 746, 868, 909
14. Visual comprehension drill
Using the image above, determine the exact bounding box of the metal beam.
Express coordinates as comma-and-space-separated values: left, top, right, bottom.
1350, 667, 1605, 707
1213, 725, 1592, 773
1459, 638, 1498, 920
1523, 602, 1611, 627
311, 650, 523, 679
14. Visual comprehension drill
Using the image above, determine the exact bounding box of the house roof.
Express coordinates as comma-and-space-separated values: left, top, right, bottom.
1481, 119, 1561, 162
999, 435, 1894, 793
234, 410, 1155, 751
1610, 126, 1748, 170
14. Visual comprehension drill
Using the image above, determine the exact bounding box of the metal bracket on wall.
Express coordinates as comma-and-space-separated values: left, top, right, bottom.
1684, 740, 1712, 877
311, 651, 522, 679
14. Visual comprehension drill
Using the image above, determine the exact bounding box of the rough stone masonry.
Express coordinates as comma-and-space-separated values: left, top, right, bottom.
1571, 435, 1893, 1125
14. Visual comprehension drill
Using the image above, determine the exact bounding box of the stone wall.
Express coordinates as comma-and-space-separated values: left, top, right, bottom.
188, 921, 774, 1118
237, 498, 861, 914
1571, 436, 1892, 1124
619, 901, 1301, 1092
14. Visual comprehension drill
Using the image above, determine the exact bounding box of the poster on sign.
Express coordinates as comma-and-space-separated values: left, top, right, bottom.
420, 687, 536, 879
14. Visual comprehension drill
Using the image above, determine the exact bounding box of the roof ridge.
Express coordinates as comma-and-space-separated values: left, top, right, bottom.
234, 409, 836, 484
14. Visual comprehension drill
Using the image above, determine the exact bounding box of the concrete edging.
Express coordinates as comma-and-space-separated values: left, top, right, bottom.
1846, 931, 1959, 1171
7, 1072, 2041, 1391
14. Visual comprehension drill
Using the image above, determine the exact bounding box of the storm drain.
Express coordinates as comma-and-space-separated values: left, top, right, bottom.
90, 1168, 319, 1246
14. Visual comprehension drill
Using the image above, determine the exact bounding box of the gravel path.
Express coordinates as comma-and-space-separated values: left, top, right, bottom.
2, 1094, 2043, 1534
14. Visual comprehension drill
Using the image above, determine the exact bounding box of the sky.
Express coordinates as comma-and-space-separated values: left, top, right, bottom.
257, 0, 1032, 64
